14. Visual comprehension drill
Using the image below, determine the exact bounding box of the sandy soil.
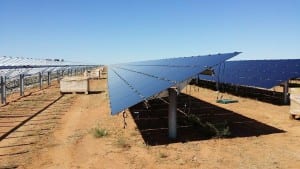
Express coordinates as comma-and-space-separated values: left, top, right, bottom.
1, 79, 300, 169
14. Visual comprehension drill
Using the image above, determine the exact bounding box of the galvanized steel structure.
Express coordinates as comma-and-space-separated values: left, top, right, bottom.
0, 56, 97, 104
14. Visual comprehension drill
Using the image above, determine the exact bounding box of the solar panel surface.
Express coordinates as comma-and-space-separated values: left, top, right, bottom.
198, 59, 300, 88
108, 52, 241, 115
0, 56, 95, 78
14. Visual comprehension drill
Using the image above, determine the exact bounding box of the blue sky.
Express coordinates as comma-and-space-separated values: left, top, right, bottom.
0, 0, 299, 64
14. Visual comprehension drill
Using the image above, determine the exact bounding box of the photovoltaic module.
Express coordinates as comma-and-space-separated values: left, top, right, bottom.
107, 52, 241, 115
198, 59, 300, 89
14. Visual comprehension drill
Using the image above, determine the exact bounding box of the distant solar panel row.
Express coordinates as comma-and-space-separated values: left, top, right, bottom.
108, 52, 241, 115
0, 56, 94, 78
198, 59, 300, 89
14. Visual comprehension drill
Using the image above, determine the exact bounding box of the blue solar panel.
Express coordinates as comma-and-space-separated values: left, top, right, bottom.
113, 67, 174, 98
198, 59, 300, 88
119, 52, 239, 66
108, 68, 143, 114
115, 65, 205, 83
108, 52, 240, 115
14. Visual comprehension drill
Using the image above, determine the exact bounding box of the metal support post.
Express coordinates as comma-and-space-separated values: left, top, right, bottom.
216, 81, 219, 91
57, 70, 60, 82
20, 74, 24, 96
39, 72, 42, 90
168, 87, 177, 139
47, 72, 51, 86
283, 81, 289, 104
1, 76, 6, 104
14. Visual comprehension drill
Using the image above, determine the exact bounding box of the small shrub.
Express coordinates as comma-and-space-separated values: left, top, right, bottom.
186, 114, 231, 138
213, 121, 231, 138
186, 114, 203, 126
116, 137, 131, 149
130, 132, 138, 136
158, 152, 168, 158
90, 125, 108, 138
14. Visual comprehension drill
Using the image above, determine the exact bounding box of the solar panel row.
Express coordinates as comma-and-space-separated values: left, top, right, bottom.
0, 56, 94, 78
198, 59, 300, 89
108, 52, 241, 115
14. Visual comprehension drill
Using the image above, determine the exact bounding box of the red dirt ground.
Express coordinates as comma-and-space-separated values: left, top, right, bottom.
0, 78, 300, 169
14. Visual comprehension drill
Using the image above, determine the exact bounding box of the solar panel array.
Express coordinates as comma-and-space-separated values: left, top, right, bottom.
0, 56, 95, 78
108, 52, 241, 115
198, 59, 300, 89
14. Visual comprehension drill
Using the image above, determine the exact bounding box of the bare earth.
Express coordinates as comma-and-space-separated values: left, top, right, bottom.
0, 79, 300, 169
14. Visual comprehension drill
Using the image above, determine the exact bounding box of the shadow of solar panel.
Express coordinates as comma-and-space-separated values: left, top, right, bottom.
108, 52, 241, 115
198, 59, 300, 88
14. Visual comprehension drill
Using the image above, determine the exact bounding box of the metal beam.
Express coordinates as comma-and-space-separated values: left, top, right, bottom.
168, 87, 177, 139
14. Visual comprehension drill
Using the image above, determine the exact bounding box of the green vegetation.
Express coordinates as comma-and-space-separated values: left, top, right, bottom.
90, 125, 108, 138
186, 114, 231, 138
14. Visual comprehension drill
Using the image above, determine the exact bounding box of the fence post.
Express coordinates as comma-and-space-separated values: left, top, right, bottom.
20, 74, 24, 96
57, 70, 60, 82
47, 72, 51, 86
1, 76, 6, 104
39, 72, 42, 90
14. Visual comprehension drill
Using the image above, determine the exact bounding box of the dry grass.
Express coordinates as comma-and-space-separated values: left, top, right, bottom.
89, 124, 108, 138
158, 151, 168, 158
116, 137, 131, 150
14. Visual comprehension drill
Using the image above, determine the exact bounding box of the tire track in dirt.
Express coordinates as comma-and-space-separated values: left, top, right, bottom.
0, 85, 77, 168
